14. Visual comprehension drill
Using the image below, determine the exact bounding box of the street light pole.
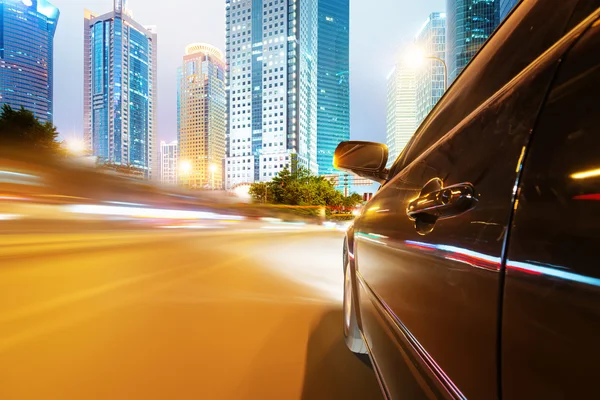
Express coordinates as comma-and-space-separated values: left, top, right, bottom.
425, 55, 447, 91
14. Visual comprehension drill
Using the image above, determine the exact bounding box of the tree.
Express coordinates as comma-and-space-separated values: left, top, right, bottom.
248, 181, 270, 203
0, 104, 61, 153
98, 160, 145, 177
249, 166, 365, 212
343, 193, 364, 208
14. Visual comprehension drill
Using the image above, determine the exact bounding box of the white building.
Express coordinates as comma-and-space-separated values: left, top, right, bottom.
224, 0, 319, 189
159, 140, 178, 185
386, 63, 417, 166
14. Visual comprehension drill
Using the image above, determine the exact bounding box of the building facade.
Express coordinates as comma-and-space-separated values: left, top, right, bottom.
84, 0, 157, 178
446, 0, 499, 84
0, 0, 59, 123
178, 43, 226, 189
159, 140, 178, 185
225, 0, 319, 189
386, 63, 416, 166
500, 0, 519, 20
415, 12, 446, 126
316, 0, 349, 176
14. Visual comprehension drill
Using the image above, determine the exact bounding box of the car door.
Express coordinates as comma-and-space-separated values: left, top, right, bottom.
502, 11, 600, 399
352, 14, 595, 400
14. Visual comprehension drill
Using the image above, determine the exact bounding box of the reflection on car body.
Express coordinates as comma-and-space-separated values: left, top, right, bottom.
336, 1, 600, 398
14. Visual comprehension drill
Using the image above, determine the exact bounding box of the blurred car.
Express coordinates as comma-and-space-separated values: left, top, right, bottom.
335, 1, 600, 398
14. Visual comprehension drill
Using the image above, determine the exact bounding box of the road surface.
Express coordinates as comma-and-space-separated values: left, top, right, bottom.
0, 223, 381, 399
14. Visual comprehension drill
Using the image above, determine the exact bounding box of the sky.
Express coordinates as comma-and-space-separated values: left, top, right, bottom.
51, 0, 444, 145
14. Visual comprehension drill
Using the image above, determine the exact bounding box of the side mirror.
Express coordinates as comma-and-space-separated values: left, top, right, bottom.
333, 141, 388, 183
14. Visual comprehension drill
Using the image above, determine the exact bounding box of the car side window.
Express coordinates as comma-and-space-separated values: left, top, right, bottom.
501, 18, 600, 398
508, 18, 600, 281
388, 0, 584, 180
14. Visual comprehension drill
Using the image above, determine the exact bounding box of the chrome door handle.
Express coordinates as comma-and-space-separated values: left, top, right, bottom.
407, 178, 478, 234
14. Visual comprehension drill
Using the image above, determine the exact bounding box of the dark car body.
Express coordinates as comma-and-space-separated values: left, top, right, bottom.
339, 1, 600, 398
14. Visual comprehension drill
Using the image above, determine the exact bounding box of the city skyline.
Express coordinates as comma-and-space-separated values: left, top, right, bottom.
50, 0, 445, 147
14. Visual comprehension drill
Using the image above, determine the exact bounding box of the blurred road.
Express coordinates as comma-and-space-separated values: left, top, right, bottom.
0, 224, 381, 399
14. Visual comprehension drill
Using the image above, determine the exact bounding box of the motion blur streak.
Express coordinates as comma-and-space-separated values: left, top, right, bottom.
0, 213, 21, 220
0, 153, 379, 399
63, 204, 242, 221
0, 227, 381, 399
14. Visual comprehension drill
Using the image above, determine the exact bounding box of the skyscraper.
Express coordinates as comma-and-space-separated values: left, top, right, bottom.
84, 0, 157, 178
415, 12, 446, 125
0, 0, 59, 123
500, 0, 519, 20
225, 0, 318, 189
386, 63, 416, 165
446, 0, 499, 84
159, 140, 178, 185
178, 43, 226, 189
316, 0, 349, 176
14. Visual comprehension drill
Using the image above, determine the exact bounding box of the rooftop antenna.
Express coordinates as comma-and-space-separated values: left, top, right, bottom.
114, 0, 126, 13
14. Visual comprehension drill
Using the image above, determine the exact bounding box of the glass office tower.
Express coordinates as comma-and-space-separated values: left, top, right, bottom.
446, 0, 499, 84
500, 0, 519, 20
0, 0, 59, 123
225, 0, 318, 189
316, 0, 349, 176
386, 63, 416, 166
84, 0, 157, 178
415, 12, 446, 126
178, 43, 226, 189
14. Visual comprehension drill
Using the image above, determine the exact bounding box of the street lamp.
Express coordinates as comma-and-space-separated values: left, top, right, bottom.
405, 48, 448, 91
179, 160, 192, 188
209, 163, 217, 190
65, 138, 86, 155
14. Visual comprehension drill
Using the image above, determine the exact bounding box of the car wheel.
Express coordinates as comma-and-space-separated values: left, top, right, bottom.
344, 247, 367, 354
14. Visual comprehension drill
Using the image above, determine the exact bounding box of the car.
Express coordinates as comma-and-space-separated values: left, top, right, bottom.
334, 0, 600, 398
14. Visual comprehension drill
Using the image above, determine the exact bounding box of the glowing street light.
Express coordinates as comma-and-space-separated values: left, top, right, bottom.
404, 47, 448, 91
180, 160, 192, 175
179, 160, 192, 188
209, 163, 217, 190
65, 138, 86, 155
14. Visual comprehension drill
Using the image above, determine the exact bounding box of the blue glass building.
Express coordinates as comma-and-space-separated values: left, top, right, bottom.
446, 0, 499, 84
84, 0, 157, 178
415, 12, 446, 126
225, 0, 319, 189
500, 0, 519, 20
0, 0, 59, 123
316, 0, 349, 176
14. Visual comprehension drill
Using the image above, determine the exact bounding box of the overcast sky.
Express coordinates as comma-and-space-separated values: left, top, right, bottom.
51, 0, 444, 144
